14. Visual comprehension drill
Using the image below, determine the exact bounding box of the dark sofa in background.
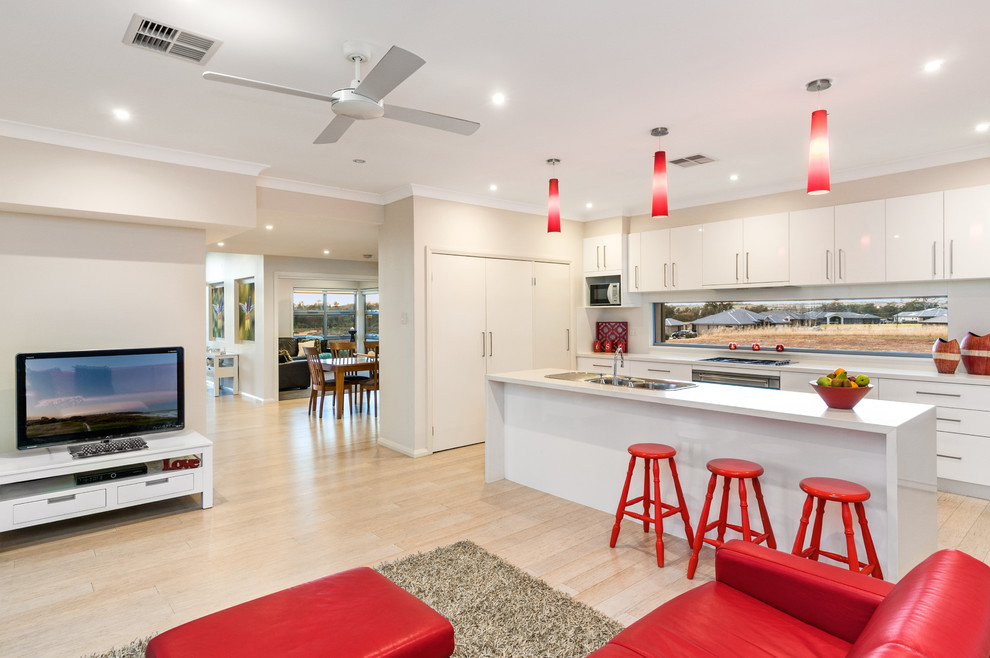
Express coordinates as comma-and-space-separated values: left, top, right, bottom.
277, 337, 324, 391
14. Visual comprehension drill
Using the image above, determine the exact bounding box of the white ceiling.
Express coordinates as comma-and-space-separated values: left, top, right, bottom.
3, 1, 990, 261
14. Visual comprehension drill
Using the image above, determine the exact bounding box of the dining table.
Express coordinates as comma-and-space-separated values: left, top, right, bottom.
320, 355, 379, 419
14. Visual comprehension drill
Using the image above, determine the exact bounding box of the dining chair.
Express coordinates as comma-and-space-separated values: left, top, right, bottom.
327, 340, 371, 390
359, 352, 379, 415
303, 345, 352, 417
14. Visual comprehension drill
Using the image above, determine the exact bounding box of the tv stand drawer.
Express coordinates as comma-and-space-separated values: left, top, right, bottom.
13, 490, 107, 525
117, 473, 196, 504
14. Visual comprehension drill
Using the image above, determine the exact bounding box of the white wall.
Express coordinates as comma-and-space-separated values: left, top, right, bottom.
0, 212, 206, 453
205, 252, 265, 400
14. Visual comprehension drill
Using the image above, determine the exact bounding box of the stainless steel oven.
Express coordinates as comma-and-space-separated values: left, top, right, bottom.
691, 369, 781, 389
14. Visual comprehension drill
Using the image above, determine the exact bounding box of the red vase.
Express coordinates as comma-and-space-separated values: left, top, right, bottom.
932, 338, 960, 374
960, 332, 990, 375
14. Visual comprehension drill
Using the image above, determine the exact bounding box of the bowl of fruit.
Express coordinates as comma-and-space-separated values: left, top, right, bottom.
810, 369, 872, 409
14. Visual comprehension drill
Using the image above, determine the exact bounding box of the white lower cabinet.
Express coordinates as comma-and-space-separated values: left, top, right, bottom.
879, 378, 990, 488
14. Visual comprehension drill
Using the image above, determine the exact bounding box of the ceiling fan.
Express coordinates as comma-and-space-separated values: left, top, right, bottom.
203, 42, 480, 144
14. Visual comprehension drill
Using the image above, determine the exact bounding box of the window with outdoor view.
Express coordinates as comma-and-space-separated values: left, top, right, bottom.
654, 296, 948, 355
293, 289, 357, 339
363, 291, 379, 339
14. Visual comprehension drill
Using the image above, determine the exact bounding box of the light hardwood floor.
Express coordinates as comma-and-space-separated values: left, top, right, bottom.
2, 392, 989, 658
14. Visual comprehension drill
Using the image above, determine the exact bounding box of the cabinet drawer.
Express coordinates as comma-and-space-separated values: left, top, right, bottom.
936, 432, 990, 486
935, 408, 990, 437
879, 378, 990, 410
629, 362, 693, 381
577, 357, 631, 374
13, 489, 107, 525
117, 473, 195, 504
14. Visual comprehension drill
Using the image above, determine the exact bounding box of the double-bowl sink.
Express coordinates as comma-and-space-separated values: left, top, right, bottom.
545, 371, 697, 391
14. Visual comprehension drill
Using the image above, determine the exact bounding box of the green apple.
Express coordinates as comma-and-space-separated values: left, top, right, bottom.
816, 375, 831, 386
855, 374, 870, 386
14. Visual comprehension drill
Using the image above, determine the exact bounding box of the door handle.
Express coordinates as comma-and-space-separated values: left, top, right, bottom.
949, 239, 954, 276
825, 250, 831, 281
838, 248, 845, 281
481, 332, 486, 358
671, 262, 677, 288
734, 253, 739, 281
596, 245, 601, 269
602, 245, 607, 269
745, 252, 750, 281
634, 265, 640, 289
932, 241, 937, 278
565, 328, 570, 351
489, 331, 493, 357
663, 263, 668, 288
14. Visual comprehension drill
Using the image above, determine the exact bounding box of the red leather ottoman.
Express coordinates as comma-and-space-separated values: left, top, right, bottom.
145, 567, 455, 658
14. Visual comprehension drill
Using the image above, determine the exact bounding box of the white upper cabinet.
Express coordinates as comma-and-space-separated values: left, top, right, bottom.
789, 207, 836, 286
629, 226, 703, 292
702, 218, 744, 286
944, 185, 990, 280
628, 229, 668, 292
703, 213, 788, 286
885, 191, 944, 282
583, 234, 623, 274
669, 225, 704, 290
834, 200, 885, 284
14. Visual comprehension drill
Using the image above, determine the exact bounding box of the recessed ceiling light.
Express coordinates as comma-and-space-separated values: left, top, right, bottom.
586, 202, 593, 209
323, 249, 330, 255
923, 59, 944, 73
729, 174, 739, 181
353, 159, 366, 164
977, 122, 990, 133
217, 242, 224, 247
265, 225, 274, 230
492, 92, 506, 105
112, 108, 131, 121
489, 183, 498, 191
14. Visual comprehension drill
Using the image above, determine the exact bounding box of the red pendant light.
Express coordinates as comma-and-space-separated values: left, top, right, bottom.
651, 127, 669, 217
806, 79, 832, 195
547, 158, 561, 233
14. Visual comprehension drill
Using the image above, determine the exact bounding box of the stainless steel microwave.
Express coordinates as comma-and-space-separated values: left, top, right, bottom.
589, 282, 621, 306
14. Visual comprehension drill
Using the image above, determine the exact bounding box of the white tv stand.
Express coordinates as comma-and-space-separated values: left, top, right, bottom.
0, 431, 213, 533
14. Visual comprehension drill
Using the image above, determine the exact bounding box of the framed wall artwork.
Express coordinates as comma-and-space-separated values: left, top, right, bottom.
236, 278, 256, 342
209, 283, 224, 339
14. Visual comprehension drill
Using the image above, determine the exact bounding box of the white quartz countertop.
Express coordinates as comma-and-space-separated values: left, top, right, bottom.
488, 368, 935, 432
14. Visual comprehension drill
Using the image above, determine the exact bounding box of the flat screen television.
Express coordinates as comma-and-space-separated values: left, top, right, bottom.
15, 347, 185, 450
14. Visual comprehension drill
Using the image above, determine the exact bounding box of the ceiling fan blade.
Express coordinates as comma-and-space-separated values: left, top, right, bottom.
353, 46, 425, 102
203, 71, 333, 103
314, 115, 356, 144
384, 104, 480, 136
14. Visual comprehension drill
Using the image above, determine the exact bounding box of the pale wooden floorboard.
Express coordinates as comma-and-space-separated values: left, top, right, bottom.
1, 392, 988, 658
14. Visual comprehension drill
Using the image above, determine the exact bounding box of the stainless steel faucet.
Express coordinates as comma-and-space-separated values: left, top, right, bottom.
612, 347, 624, 384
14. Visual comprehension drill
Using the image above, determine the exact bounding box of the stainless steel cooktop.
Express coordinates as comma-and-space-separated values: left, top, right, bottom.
699, 356, 792, 366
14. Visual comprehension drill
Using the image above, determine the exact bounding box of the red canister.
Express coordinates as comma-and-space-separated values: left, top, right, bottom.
593, 340, 602, 353
603, 340, 613, 353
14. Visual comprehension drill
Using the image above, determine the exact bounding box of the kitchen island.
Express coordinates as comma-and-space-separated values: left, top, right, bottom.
485, 369, 937, 580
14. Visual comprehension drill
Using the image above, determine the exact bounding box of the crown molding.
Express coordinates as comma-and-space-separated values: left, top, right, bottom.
256, 176, 384, 205
0, 119, 268, 176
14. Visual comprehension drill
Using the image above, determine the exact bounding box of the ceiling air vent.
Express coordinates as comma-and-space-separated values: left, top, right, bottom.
670, 154, 717, 168
123, 14, 221, 65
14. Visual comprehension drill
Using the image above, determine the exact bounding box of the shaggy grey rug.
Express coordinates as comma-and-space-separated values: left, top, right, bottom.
84, 540, 623, 658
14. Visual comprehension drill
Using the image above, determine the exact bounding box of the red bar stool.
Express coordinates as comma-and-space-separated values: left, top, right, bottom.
791, 476, 883, 579
686, 458, 775, 579
609, 443, 694, 567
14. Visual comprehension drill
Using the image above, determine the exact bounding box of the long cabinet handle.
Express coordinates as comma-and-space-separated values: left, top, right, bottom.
489, 331, 493, 357
838, 248, 845, 281
634, 265, 640, 289
746, 252, 750, 280
671, 262, 677, 288
932, 241, 937, 278
734, 253, 740, 281
603, 245, 607, 269
950, 239, 954, 276
565, 329, 570, 351
482, 332, 486, 358
48, 494, 77, 504
937, 454, 962, 460
916, 390, 962, 398
647, 368, 671, 373
936, 417, 962, 423
825, 250, 831, 281
663, 263, 668, 288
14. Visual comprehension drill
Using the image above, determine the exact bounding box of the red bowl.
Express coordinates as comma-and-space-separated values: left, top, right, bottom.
809, 381, 872, 409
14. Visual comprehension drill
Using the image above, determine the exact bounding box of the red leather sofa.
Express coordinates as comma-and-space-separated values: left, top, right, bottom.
589, 540, 990, 657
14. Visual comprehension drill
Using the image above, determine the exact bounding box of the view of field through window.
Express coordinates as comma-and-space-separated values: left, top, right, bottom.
655, 296, 948, 354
